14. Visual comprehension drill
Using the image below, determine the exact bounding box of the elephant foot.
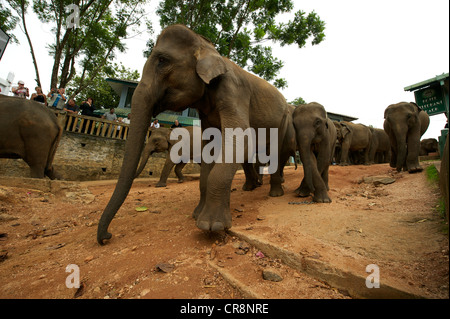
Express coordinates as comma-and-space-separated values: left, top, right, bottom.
408, 165, 423, 173
295, 189, 310, 197
155, 182, 167, 187
269, 184, 284, 197
177, 179, 185, 183
313, 193, 332, 203
195, 204, 232, 232
242, 181, 260, 191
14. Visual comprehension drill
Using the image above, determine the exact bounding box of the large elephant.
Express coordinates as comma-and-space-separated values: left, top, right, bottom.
293, 102, 336, 203
97, 25, 293, 244
369, 128, 391, 164
135, 126, 198, 187
334, 121, 372, 165
383, 102, 429, 173
0, 95, 62, 179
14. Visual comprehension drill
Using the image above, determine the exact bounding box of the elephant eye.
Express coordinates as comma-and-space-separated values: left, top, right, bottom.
157, 56, 169, 67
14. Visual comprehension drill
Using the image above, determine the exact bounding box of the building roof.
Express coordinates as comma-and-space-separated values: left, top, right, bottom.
327, 112, 358, 122
404, 73, 449, 92
105, 78, 138, 96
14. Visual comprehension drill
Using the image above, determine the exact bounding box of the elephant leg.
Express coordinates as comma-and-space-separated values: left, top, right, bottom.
269, 162, 284, 197
406, 130, 423, 173
295, 178, 311, 197
193, 161, 215, 220
363, 147, 371, 165
24, 142, 50, 179
156, 156, 176, 187
195, 162, 240, 231
242, 162, 261, 191
339, 144, 350, 165
174, 162, 187, 183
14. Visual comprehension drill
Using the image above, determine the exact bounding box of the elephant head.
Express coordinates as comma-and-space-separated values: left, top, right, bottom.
135, 127, 173, 178
97, 25, 228, 244
383, 102, 430, 172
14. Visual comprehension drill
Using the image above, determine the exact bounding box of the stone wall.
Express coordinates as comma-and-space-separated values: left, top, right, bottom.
0, 132, 200, 181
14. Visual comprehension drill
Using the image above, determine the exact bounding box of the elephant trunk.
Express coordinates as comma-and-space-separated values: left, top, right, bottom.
97, 82, 153, 244
393, 125, 407, 172
299, 136, 315, 193
135, 143, 154, 178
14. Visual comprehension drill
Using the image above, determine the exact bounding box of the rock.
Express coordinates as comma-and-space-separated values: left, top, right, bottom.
0, 213, 18, 221
155, 263, 175, 273
363, 176, 395, 186
262, 268, 283, 282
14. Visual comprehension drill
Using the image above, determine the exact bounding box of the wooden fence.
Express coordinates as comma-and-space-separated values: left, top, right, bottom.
53, 111, 151, 141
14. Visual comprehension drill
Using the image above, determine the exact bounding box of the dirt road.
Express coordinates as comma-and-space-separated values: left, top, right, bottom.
0, 162, 448, 299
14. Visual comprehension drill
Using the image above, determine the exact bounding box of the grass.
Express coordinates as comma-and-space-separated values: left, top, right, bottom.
425, 164, 448, 234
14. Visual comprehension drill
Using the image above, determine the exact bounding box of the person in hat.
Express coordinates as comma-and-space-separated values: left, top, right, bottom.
12, 80, 29, 98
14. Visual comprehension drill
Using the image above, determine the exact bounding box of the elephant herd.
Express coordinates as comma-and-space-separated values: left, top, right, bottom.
96, 25, 433, 244
0, 25, 435, 245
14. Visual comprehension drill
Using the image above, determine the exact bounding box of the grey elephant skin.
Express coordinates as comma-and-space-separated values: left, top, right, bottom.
334, 121, 372, 165
135, 126, 198, 187
419, 138, 439, 156
369, 127, 391, 164
293, 102, 336, 203
97, 25, 294, 244
383, 102, 429, 173
0, 95, 62, 179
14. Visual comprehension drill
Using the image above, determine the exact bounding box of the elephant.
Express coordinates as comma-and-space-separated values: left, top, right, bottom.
293, 102, 336, 203
419, 138, 439, 156
97, 24, 294, 244
135, 126, 264, 191
135, 126, 199, 187
383, 102, 430, 173
0, 95, 62, 179
368, 128, 391, 164
333, 121, 372, 165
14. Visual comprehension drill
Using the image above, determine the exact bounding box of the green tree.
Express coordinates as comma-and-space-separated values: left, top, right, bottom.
289, 97, 306, 106
153, 0, 325, 89
67, 62, 140, 110
0, 2, 19, 43
3, 0, 152, 95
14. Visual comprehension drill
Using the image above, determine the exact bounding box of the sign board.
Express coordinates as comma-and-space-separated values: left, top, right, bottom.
414, 84, 447, 116
0, 27, 11, 61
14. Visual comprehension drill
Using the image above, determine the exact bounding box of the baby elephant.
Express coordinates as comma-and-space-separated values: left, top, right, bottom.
293, 102, 337, 203
0, 95, 62, 179
135, 126, 199, 187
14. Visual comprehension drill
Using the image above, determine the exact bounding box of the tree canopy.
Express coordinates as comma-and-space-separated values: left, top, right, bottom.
3, 0, 152, 96
152, 0, 326, 89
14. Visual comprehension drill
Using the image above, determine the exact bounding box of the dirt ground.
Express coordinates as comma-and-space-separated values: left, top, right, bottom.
0, 162, 448, 299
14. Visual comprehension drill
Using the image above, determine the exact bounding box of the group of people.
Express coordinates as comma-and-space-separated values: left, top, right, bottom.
12, 80, 183, 131
11, 80, 98, 118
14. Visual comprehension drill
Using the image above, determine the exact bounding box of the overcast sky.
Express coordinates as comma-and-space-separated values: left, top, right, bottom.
1, 0, 449, 140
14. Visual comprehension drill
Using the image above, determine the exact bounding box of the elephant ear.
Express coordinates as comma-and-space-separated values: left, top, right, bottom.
195, 45, 228, 84
341, 123, 351, 138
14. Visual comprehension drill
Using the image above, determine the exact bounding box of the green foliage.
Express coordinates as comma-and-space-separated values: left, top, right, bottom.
289, 97, 306, 105
153, 0, 325, 89
67, 62, 140, 110
3, 0, 152, 94
0, 2, 19, 43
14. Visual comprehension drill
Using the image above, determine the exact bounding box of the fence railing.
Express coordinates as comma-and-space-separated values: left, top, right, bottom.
53, 111, 151, 141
